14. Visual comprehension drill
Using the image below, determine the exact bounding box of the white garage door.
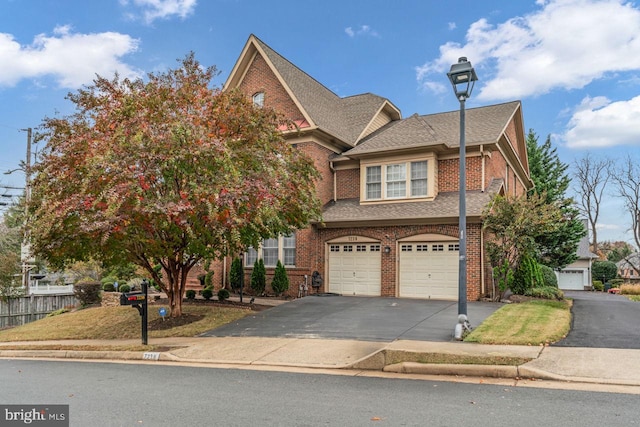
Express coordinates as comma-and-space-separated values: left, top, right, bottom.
328, 243, 381, 296
557, 270, 584, 291
399, 242, 459, 299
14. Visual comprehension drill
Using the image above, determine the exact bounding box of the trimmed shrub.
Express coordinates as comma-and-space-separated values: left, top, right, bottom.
118, 284, 131, 293
74, 278, 102, 306
100, 275, 118, 286
524, 286, 564, 300
271, 260, 289, 296
185, 289, 196, 300
102, 283, 116, 292
540, 265, 558, 288
217, 288, 230, 301
592, 280, 604, 291
202, 287, 214, 300
251, 258, 266, 295
229, 258, 243, 291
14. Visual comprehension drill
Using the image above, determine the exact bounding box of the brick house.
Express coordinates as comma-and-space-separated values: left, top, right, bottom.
194, 34, 533, 301
617, 253, 640, 283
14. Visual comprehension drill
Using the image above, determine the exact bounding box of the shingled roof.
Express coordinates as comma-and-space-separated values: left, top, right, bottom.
344, 101, 521, 156
250, 35, 401, 146
318, 178, 504, 227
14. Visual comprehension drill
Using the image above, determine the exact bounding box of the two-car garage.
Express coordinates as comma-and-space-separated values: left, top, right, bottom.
326, 236, 459, 300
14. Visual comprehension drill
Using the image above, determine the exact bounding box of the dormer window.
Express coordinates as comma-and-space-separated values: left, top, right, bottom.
252, 92, 264, 107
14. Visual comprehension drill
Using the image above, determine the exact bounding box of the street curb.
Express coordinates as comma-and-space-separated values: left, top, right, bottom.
517, 365, 640, 387
383, 362, 519, 379
3, 348, 640, 387
0, 349, 151, 361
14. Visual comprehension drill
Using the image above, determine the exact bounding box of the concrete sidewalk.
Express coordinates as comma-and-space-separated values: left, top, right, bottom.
2, 336, 640, 387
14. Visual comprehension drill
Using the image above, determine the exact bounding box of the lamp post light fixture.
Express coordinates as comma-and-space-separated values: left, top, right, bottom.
447, 57, 477, 340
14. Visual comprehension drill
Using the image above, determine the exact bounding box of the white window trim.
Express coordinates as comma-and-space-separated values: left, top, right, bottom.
361, 156, 435, 203
252, 92, 264, 107
245, 233, 296, 267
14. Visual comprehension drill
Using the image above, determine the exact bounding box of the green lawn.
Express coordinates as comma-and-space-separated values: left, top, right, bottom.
465, 299, 571, 345
0, 304, 251, 342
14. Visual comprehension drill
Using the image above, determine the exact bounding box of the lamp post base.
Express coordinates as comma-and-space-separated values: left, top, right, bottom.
454, 314, 472, 341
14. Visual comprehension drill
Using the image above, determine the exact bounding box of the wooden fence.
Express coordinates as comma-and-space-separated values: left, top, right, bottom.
0, 294, 79, 328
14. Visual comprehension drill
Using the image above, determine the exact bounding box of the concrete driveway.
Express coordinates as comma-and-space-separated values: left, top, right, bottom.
201, 295, 502, 342
554, 291, 640, 349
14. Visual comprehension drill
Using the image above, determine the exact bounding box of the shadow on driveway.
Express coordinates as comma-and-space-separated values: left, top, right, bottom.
554, 291, 640, 349
201, 295, 502, 342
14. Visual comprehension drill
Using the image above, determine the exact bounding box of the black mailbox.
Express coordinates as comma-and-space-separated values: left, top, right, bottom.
120, 279, 149, 345
120, 292, 146, 306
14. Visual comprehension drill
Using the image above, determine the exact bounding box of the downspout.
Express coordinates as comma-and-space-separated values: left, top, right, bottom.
480, 144, 485, 191
330, 161, 337, 202
223, 257, 227, 289
480, 225, 485, 297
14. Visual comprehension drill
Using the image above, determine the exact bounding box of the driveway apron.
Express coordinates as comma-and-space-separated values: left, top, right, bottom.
554, 291, 640, 349
201, 296, 501, 342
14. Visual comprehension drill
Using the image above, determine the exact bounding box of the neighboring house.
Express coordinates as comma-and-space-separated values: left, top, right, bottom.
617, 253, 640, 282
556, 220, 598, 291
195, 34, 533, 301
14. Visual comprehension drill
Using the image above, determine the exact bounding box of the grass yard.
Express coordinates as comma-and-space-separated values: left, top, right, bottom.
0, 304, 252, 342
465, 299, 572, 346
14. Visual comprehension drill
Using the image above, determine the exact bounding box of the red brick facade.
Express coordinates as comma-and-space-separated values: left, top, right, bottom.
238, 53, 308, 127
335, 168, 359, 200
188, 37, 531, 302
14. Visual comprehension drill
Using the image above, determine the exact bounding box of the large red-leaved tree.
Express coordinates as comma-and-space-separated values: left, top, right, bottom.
30, 54, 321, 316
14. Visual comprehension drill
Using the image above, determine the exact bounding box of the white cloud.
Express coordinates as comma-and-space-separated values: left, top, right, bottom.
0, 26, 140, 89
121, 0, 197, 24
448, 22, 457, 30
416, 0, 640, 101
562, 95, 640, 148
344, 25, 380, 38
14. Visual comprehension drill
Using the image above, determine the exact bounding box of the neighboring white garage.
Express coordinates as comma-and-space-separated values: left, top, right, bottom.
399, 241, 459, 299
328, 242, 381, 296
557, 269, 586, 291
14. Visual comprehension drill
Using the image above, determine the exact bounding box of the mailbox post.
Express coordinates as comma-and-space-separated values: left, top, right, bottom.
120, 279, 149, 345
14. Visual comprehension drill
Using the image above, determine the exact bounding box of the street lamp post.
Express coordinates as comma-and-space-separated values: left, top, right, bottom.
447, 57, 477, 340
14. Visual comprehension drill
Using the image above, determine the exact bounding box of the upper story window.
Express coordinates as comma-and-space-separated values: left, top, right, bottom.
252, 92, 264, 107
363, 159, 430, 201
245, 233, 296, 267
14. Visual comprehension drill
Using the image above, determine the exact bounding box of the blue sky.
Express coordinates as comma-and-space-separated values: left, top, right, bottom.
1, 0, 639, 246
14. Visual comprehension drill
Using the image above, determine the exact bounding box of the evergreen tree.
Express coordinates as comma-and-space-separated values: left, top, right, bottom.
526, 130, 586, 268
251, 258, 266, 295
271, 260, 289, 296
229, 257, 243, 291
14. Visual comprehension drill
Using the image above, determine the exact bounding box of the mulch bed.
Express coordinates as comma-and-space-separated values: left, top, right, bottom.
148, 313, 205, 330
147, 297, 272, 330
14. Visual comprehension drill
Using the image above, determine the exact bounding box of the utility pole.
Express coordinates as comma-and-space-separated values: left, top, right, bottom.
19, 128, 34, 292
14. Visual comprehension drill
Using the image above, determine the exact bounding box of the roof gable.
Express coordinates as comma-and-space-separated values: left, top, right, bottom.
345, 101, 522, 157
224, 35, 400, 147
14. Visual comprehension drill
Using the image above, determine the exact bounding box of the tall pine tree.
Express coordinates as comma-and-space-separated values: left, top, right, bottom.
526, 130, 586, 268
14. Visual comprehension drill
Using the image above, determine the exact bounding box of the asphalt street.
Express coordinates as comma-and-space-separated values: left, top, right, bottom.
555, 291, 640, 349
2, 359, 638, 427
201, 295, 502, 342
